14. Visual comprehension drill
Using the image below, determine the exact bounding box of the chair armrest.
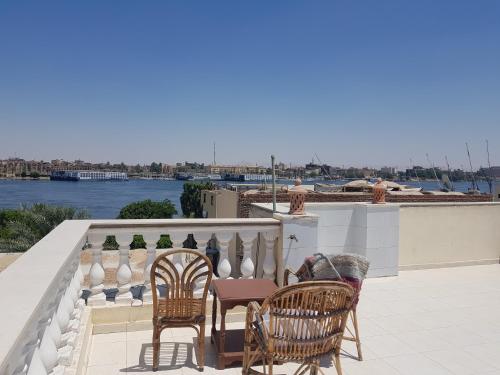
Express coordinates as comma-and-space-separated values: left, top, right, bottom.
283, 267, 298, 286
244, 301, 267, 346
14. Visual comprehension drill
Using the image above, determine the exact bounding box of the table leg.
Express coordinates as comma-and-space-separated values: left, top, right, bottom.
218, 306, 227, 369
211, 291, 217, 344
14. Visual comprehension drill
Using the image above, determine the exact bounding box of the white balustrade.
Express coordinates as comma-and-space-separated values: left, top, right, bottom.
87, 233, 106, 306
215, 232, 234, 279
239, 231, 257, 278
170, 231, 188, 274
191, 231, 213, 292
1, 219, 282, 375
262, 230, 278, 280
142, 232, 159, 303
115, 233, 133, 305
27, 347, 47, 375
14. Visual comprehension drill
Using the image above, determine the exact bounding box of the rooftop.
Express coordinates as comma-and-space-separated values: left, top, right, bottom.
1, 201, 499, 375
87, 264, 500, 375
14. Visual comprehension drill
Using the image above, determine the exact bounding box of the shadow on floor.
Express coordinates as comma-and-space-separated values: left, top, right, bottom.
120, 340, 204, 373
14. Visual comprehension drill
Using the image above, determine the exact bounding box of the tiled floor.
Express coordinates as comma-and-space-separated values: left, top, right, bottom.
86, 264, 500, 375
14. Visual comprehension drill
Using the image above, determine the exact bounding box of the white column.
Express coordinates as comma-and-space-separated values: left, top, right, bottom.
215, 232, 234, 279
170, 231, 188, 274
142, 233, 159, 303
115, 233, 133, 305
192, 231, 212, 293
39, 324, 59, 373
27, 347, 48, 375
262, 231, 277, 280
239, 231, 257, 279
56, 296, 76, 365
87, 234, 106, 306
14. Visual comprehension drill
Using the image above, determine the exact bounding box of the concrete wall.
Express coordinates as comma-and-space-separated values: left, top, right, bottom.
250, 201, 500, 273
399, 203, 500, 269
250, 202, 399, 277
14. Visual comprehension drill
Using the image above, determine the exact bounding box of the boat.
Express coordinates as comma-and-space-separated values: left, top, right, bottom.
50, 170, 128, 181
175, 173, 193, 181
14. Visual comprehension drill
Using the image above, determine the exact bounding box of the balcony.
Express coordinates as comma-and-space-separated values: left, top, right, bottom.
0, 201, 499, 375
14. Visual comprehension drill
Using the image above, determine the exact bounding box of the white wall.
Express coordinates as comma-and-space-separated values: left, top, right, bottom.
399, 203, 500, 269
250, 202, 399, 277
250, 201, 500, 275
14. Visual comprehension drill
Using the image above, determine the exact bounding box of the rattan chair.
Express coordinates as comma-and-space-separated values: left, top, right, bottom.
150, 249, 213, 371
242, 281, 354, 375
284, 267, 365, 361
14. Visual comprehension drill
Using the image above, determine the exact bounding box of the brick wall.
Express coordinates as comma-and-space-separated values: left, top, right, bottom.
238, 192, 492, 218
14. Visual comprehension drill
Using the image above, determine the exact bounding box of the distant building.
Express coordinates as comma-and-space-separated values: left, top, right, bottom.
201, 189, 239, 218
490, 166, 500, 179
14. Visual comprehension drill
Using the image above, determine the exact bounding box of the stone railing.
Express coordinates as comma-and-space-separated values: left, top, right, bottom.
82, 218, 281, 306
0, 218, 281, 375
0, 220, 89, 375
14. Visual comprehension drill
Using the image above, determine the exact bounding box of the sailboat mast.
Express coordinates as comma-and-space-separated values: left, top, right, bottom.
465, 142, 478, 191
445, 155, 454, 191
426, 153, 442, 189
486, 140, 493, 194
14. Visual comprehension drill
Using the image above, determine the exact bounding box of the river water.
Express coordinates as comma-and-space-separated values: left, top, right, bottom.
0, 179, 494, 219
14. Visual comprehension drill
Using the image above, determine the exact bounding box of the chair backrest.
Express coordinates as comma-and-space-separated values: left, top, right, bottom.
150, 248, 213, 320
261, 281, 354, 359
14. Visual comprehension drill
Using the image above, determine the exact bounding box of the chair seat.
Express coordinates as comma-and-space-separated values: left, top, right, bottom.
157, 298, 205, 322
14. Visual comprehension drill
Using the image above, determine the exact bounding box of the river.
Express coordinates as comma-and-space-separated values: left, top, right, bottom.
0, 179, 494, 219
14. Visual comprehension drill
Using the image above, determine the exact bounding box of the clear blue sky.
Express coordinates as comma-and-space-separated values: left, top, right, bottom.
0, 1, 499, 169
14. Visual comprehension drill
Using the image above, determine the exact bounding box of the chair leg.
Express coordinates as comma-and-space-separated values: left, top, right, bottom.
152, 327, 160, 371
199, 323, 205, 371
267, 357, 273, 375
334, 347, 343, 375
351, 308, 363, 361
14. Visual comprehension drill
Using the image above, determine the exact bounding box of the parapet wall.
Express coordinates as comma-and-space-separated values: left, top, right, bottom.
239, 191, 491, 218
399, 203, 500, 269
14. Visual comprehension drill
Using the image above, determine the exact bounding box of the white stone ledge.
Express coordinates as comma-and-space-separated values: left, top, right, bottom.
0, 220, 90, 372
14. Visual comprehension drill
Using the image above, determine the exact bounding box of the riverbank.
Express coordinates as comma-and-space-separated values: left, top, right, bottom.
0, 179, 495, 219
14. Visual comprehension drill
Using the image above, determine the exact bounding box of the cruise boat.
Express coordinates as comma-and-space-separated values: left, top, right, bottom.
50, 170, 128, 181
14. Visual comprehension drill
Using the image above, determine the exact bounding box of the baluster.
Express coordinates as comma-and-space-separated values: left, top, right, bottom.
262, 231, 278, 280
115, 233, 133, 305
56, 296, 76, 365
239, 232, 257, 279
170, 231, 188, 274
27, 347, 48, 375
39, 323, 59, 374
142, 233, 159, 303
73, 268, 86, 311
215, 232, 234, 279
192, 231, 212, 292
87, 233, 106, 306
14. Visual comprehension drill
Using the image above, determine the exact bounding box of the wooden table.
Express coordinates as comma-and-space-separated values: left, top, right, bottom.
211, 279, 278, 369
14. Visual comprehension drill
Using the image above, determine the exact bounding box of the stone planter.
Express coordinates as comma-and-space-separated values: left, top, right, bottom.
372, 178, 387, 204
288, 178, 307, 214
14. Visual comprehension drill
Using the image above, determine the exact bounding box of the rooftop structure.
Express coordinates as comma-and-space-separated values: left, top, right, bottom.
0, 201, 499, 375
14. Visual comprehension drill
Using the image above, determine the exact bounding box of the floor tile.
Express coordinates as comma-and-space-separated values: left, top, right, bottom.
384, 353, 453, 375
362, 334, 416, 358
342, 358, 402, 375
88, 340, 127, 367
424, 349, 497, 375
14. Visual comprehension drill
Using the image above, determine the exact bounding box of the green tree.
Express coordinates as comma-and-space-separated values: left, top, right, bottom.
30, 171, 40, 179
180, 182, 214, 218
117, 199, 177, 219
0, 204, 90, 252
150, 162, 162, 174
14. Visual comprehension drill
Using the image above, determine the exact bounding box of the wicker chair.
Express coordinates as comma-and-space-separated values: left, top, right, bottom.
284, 268, 364, 361
242, 281, 354, 375
150, 249, 213, 372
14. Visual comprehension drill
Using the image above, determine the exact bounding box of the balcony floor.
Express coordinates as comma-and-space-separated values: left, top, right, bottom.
86, 264, 500, 375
